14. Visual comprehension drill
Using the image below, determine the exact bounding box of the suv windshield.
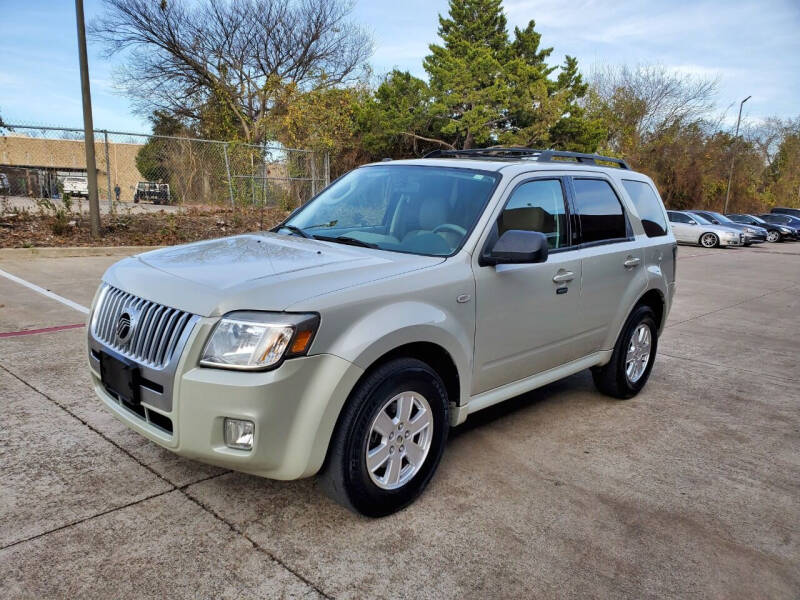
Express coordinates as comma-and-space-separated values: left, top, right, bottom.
281, 165, 500, 256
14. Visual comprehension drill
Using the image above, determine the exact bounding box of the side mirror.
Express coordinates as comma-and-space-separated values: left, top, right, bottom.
687, 219, 697, 225
481, 229, 548, 266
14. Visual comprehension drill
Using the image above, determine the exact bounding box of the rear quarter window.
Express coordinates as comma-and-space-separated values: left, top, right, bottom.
621, 180, 668, 237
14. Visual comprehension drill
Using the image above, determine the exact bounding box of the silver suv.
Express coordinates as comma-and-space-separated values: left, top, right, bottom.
88, 149, 676, 516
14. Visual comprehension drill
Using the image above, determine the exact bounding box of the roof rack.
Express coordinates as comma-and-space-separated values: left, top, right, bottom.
423, 147, 630, 169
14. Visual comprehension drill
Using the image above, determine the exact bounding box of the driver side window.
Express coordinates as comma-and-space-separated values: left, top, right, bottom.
498, 179, 569, 249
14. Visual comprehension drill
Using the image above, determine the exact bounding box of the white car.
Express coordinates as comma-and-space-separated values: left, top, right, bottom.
63, 176, 89, 197
667, 210, 744, 248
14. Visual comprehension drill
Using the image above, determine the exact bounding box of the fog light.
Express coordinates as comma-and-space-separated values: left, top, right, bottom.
224, 418, 254, 450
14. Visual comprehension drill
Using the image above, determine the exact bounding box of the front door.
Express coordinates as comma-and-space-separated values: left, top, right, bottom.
667, 211, 699, 243
472, 177, 583, 395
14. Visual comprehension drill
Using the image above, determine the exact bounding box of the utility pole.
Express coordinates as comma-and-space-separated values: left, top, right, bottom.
724, 95, 751, 214
75, 0, 100, 237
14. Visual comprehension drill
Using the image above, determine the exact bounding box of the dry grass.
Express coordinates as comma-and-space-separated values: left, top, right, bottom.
0, 199, 289, 248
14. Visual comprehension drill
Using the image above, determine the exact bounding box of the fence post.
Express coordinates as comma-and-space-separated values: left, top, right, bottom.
223, 142, 234, 206
103, 130, 113, 212
311, 152, 317, 197
324, 152, 330, 187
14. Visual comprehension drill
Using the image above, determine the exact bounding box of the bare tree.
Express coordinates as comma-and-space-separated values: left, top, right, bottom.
589, 64, 718, 151
91, 0, 372, 143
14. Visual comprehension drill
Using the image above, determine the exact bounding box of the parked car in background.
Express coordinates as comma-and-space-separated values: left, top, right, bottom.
757, 214, 800, 240
686, 210, 767, 246
63, 176, 89, 197
667, 210, 744, 248
0, 173, 9, 195
726, 214, 787, 243
133, 182, 171, 205
771, 207, 800, 218
88, 148, 675, 516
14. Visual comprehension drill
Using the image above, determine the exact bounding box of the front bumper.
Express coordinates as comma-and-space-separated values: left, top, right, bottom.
719, 234, 744, 247
743, 233, 767, 244
90, 317, 364, 480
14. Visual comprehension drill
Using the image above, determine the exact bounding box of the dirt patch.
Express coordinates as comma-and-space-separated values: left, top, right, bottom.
0, 200, 289, 248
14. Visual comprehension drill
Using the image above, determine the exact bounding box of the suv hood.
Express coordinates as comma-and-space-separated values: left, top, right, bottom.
103, 233, 444, 316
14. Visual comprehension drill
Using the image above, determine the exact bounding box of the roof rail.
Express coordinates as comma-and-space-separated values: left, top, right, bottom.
423, 147, 630, 169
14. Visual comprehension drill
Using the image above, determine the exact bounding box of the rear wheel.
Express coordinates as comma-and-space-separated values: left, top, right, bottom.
700, 232, 719, 248
592, 305, 658, 399
319, 357, 449, 517
766, 230, 780, 243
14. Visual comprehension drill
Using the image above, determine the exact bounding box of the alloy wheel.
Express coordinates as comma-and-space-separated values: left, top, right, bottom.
365, 391, 433, 490
625, 323, 652, 384
701, 233, 718, 248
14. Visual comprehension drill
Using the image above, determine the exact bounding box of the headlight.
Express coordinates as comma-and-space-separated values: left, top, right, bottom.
200, 311, 319, 371
744, 228, 755, 234
780, 227, 791, 233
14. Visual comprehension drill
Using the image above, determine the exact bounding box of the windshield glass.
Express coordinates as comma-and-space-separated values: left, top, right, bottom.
748, 215, 767, 224
282, 165, 500, 256
708, 211, 734, 223
691, 213, 712, 225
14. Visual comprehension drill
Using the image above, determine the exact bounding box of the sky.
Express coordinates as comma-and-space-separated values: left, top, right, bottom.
1, 0, 798, 134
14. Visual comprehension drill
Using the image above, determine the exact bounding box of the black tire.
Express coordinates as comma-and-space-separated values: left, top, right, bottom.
319, 357, 449, 517
591, 305, 658, 399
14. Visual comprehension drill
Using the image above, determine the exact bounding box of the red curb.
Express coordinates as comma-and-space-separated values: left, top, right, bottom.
0, 323, 86, 338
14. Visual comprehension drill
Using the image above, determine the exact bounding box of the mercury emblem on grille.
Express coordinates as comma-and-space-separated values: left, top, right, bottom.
116, 308, 138, 345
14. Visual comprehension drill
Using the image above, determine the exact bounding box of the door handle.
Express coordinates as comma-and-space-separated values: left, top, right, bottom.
552, 270, 575, 283
623, 256, 641, 268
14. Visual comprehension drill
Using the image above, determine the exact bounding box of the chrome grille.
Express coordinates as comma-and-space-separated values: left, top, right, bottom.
92, 285, 194, 368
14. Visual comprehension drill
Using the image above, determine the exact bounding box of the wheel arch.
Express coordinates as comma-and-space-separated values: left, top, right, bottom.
635, 288, 666, 332
352, 341, 461, 410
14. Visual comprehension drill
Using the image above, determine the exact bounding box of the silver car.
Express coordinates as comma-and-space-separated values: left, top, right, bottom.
667, 210, 744, 248
88, 149, 676, 516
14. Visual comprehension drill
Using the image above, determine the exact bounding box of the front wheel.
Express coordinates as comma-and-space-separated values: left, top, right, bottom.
700, 232, 719, 248
766, 230, 780, 243
319, 357, 449, 517
591, 305, 658, 399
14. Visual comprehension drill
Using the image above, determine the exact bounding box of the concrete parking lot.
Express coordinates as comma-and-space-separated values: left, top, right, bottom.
1, 242, 798, 599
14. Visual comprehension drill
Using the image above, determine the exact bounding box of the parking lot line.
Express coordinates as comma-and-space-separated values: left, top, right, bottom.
0, 267, 90, 315
0, 323, 86, 338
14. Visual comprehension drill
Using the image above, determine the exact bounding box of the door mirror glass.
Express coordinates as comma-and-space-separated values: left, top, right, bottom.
483, 230, 548, 265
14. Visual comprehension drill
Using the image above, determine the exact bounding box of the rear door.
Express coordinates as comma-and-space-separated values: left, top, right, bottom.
569, 176, 646, 353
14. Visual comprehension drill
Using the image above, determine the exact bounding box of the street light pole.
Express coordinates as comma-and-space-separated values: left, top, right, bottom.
75, 0, 101, 237
723, 95, 751, 215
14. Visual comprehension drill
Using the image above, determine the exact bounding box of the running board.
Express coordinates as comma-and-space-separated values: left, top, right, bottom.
452, 351, 612, 425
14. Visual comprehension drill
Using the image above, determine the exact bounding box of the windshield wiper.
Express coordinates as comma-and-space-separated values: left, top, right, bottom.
303, 220, 338, 230
314, 235, 379, 249
278, 224, 312, 239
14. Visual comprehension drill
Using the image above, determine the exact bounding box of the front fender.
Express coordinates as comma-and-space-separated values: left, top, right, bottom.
316, 300, 474, 407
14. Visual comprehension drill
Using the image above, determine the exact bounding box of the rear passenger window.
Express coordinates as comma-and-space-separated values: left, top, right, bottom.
621, 180, 668, 237
498, 179, 569, 249
572, 179, 628, 243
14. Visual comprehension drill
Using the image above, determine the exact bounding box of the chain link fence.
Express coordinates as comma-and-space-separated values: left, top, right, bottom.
0, 124, 329, 211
